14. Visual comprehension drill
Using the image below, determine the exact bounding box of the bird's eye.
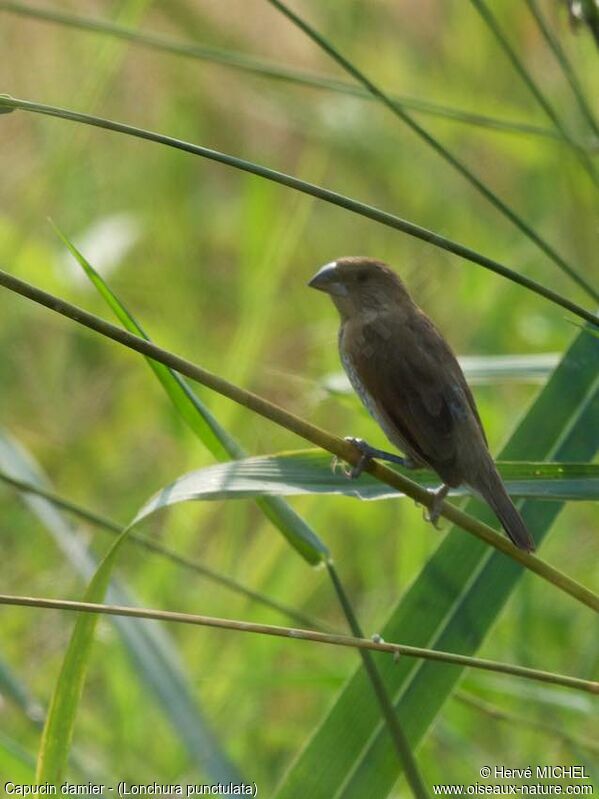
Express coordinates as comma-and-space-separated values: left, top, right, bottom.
357, 272, 369, 283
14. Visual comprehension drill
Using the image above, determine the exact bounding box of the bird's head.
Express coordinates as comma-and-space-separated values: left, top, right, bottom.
308, 257, 412, 319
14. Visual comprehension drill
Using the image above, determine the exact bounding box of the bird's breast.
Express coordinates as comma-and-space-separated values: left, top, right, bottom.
339, 329, 382, 422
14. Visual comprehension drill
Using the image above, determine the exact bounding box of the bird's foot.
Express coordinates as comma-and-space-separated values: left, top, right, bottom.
340, 437, 413, 480
424, 484, 450, 529
338, 437, 371, 479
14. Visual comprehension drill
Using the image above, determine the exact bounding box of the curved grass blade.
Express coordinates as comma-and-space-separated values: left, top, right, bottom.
132, 453, 599, 520
0, 467, 326, 630
0, 97, 596, 328
53, 223, 328, 564
54, 231, 429, 784
275, 322, 599, 798
0, 0, 571, 144
265, 0, 599, 302
0, 433, 240, 785
52, 232, 424, 786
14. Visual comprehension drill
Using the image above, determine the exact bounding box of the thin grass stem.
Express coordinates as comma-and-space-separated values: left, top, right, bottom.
525, 0, 599, 137
0, 0, 577, 145
0, 593, 596, 694
0, 266, 597, 613
0, 469, 325, 631
469, 0, 599, 191
265, 0, 599, 302
0, 95, 597, 326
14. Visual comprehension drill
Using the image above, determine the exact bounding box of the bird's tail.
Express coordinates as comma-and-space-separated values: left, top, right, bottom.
474, 465, 535, 552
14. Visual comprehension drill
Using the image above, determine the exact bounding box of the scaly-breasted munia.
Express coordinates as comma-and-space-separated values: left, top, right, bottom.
309, 256, 534, 552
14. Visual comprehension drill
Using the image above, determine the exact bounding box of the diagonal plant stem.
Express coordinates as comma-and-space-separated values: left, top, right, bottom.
0, 95, 597, 327
264, 0, 599, 303
0, 593, 596, 694
0, 0, 576, 145
525, 0, 599, 137
0, 468, 327, 631
326, 563, 428, 798
469, 0, 599, 190
0, 265, 597, 613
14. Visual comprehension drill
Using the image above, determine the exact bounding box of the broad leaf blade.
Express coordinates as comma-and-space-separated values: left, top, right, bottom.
275, 325, 598, 799
131, 453, 599, 522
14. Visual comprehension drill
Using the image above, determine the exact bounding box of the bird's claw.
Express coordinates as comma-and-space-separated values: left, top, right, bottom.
333, 436, 411, 479
424, 484, 450, 529
331, 438, 372, 479
344, 437, 372, 479
331, 449, 368, 479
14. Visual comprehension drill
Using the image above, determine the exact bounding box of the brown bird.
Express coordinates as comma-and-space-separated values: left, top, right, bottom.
309, 256, 535, 552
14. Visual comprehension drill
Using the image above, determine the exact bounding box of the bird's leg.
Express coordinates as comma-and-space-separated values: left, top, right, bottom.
340, 437, 415, 479
424, 483, 450, 528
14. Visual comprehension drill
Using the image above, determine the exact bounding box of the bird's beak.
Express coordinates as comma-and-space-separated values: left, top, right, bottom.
307, 262, 348, 296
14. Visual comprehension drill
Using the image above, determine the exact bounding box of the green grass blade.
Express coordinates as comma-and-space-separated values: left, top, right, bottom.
0, 97, 596, 328
266, 0, 599, 302
0, 0, 573, 145
275, 323, 598, 798
52, 222, 238, 461
54, 223, 328, 564
470, 0, 599, 191
525, 0, 599, 137
131, 453, 599, 515
0, 433, 240, 784
51, 233, 422, 781
34, 534, 121, 784
0, 466, 326, 630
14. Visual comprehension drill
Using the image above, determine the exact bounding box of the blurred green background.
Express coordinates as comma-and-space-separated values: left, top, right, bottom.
0, 0, 597, 794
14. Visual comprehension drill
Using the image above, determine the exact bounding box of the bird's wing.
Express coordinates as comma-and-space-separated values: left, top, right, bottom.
346, 312, 485, 480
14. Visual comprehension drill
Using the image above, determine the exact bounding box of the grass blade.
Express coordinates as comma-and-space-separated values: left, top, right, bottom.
265, 0, 599, 302
53, 222, 328, 564
0, 0, 573, 144
274, 320, 598, 799
131, 453, 599, 515
0, 265, 596, 614
470, 0, 599, 191
0, 96, 596, 328
54, 227, 427, 788
0, 433, 240, 784
0, 466, 326, 630
2, 593, 595, 694
525, 0, 599, 137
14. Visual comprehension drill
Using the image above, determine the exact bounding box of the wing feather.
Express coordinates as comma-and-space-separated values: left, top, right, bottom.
341, 311, 486, 485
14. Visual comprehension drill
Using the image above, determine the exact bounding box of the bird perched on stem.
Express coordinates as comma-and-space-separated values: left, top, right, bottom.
308, 256, 535, 552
